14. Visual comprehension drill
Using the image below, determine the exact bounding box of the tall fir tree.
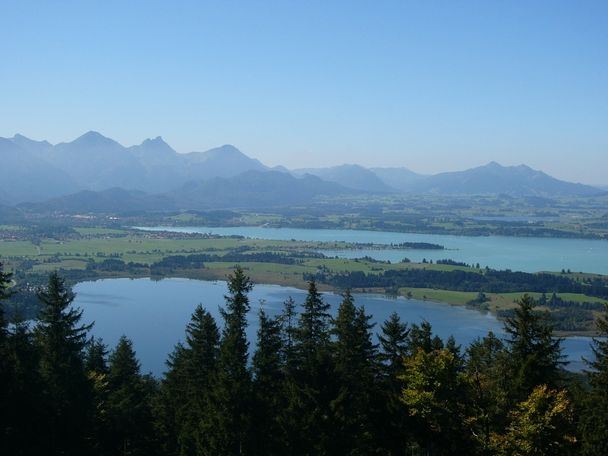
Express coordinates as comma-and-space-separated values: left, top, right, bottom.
156, 305, 220, 456
463, 332, 510, 453
251, 308, 285, 455
156, 342, 190, 456
105, 336, 157, 456
377, 312, 412, 454
280, 296, 298, 372
503, 294, 564, 401
35, 271, 93, 455
184, 305, 220, 455
0, 262, 11, 453
580, 304, 608, 455
202, 266, 253, 455
379, 311, 409, 377
330, 290, 380, 454
283, 280, 336, 454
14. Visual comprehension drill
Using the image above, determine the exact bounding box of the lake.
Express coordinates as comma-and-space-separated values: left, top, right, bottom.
74, 277, 593, 376
136, 226, 608, 274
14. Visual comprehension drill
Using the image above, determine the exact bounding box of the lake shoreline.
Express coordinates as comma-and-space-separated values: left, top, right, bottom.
72, 270, 598, 338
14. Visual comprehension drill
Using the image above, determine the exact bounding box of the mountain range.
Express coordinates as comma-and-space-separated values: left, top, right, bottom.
0, 131, 603, 211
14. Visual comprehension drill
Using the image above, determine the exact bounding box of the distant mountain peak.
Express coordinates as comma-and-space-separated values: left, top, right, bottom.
484, 161, 502, 168
11, 133, 52, 147
72, 130, 120, 147
140, 136, 171, 148
205, 144, 243, 156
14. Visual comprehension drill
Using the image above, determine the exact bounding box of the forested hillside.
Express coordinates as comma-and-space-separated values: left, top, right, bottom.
1, 263, 608, 455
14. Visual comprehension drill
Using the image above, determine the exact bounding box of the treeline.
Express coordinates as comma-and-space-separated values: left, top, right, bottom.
2, 263, 608, 455
306, 268, 608, 299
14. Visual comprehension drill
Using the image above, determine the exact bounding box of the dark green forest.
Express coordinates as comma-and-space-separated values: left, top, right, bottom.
1, 262, 608, 456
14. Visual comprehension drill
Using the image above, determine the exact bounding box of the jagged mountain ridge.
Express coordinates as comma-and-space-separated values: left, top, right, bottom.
0, 131, 602, 205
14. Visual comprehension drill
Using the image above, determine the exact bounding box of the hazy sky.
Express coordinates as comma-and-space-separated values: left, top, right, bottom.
1, 1, 607, 184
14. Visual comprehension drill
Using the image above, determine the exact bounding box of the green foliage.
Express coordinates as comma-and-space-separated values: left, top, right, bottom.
504, 294, 564, 401
378, 311, 409, 376
105, 336, 157, 455
491, 385, 576, 456
35, 271, 94, 455
3, 268, 608, 454
330, 290, 380, 454
400, 347, 471, 455
202, 266, 253, 455
251, 309, 284, 454
579, 304, 608, 455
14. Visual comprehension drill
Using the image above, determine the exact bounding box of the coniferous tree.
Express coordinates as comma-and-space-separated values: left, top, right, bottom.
280, 296, 298, 372
330, 291, 380, 454
106, 336, 157, 456
35, 272, 93, 455
156, 305, 220, 456
85, 337, 110, 456
379, 311, 409, 377
184, 305, 220, 454
203, 266, 253, 455
0, 262, 11, 453
3, 318, 45, 455
251, 309, 284, 455
86, 336, 109, 374
156, 342, 190, 456
407, 320, 443, 355
503, 294, 564, 401
580, 304, 608, 455
283, 280, 335, 454
464, 332, 510, 454
378, 312, 411, 454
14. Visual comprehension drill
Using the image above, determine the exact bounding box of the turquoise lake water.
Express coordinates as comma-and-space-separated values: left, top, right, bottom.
74, 278, 593, 376
136, 226, 608, 274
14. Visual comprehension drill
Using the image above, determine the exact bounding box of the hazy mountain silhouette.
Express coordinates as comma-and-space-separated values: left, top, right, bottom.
409, 162, 600, 197
0, 137, 80, 203
0, 132, 601, 205
19, 188, 177, 213
294, 164, 395, 192
369, 167, 426, 192
168, 170, 350, 210
19, 170, 351, 213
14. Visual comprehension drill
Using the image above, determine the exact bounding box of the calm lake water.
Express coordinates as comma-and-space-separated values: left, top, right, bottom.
74, 278, 593, 376
136, 226, 608, 274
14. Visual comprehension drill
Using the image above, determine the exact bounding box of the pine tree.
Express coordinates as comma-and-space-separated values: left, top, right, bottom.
503, 294, 564, 401
106, 336, 156, 456
296, 280, 331, 359
3, 318, 45, 455
0, 262, 11, 452
330, 290, 380, 454
580, 304, 608, 455
86, 336, 109, 374
202, 266, 253, 455
377, 312, 412, 454
407, 320, 442, 355
35, 271, 93, 455
184, 305, 220, 454
282, 280, 336, 454
280, 296, 298, 372
155, 343, 190, 456
378, 311, 409, 377
156, 305, 220, 456
464, 332, 510, 453
251, 309, 284, 455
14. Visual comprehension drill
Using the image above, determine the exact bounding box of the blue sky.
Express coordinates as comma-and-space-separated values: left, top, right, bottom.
1, 1, 607, 183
